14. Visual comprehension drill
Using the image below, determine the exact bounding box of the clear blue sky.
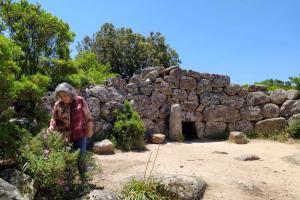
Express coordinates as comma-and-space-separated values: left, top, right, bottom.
28, 0, 300, 85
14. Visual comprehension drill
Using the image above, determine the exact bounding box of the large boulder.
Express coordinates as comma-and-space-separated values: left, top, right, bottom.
288, 113, 300, 125
262, 103, 280, 118
153, 175, 207, 200
92, 120, 113, 141
228, 120, 253, 133
164, 75, 179, 88
100, 101, 123, 122
195, 121, 205, 139
254, 117, 287, 133
143, 118, 160, 136
182, 111, 197, 122
139, 84, 154, 96
126, 83, 138, 94
181, 101, 199, 112
172, 89, 188, 102
224, 84, 241, 96
196, 79, 212, 94
203, 105, 241, 122
211, 74, 230, 87
141, 104, 159, 120
291, 99, 300, 115
247, 85, 267, 92
247, 92, 270, 106
287, 90, 299, 100
219, 95, 245, 108
86, 97, 101, 120
150, 91, 166, 108
154, 78, 172, 95
180, 76, 197, 90
270, 89, 288, 105
204, 121, 227, 139
280, 100, 296, 117
229, 131, 248, 144
240, 106, 263, 121
87, 86, 124, 103
169, 104, 182, 141
0, 178, 24, 200
199, 92, 220, 106
0, 169, 36, 200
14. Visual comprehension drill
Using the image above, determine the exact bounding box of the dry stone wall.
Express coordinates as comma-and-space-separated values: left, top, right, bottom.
42, 66, 300, 141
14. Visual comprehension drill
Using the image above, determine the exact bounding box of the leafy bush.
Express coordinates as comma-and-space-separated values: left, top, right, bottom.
287, 119, 300, 138
112, 100, 145, 151
20, 129, 80, 199
122, 178, 178, 200
0, 122, 30, 160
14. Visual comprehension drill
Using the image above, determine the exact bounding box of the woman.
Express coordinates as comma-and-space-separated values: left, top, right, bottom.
48, 82, 93, 157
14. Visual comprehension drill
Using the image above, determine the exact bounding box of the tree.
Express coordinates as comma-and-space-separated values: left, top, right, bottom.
254, 78, 295, 91
77, 23, 180, 80
289, 74, 300, 90
0, 0, 75, 76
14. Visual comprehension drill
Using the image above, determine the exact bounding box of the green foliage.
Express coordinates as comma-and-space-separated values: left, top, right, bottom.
289, 74, 300, 90
122, 178, 178, 200
112, 100, 145, 151
0, 122, 30, 160
254, 79, 295, 91
0, 0, 75, 75
77, 23, 180, 79
287, 119, 300, 138
247, 130, 290, 142
20, 129, 80, 199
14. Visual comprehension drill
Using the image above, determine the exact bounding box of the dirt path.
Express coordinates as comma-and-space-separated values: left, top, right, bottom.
92, 139, 300, 200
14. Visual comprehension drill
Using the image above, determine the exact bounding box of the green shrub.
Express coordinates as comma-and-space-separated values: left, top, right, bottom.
20, 129, 80, 199
0, 122, 30, 160
247, 130, 290, 142
287, 119, 300, 138
122, 178, 178, 200
112, 100, 145, 151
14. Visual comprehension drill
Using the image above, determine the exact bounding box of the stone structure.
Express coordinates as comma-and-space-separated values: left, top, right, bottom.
42, 66, 300, 141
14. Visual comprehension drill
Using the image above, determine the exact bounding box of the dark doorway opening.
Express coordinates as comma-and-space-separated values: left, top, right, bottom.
182, 121, 197, 140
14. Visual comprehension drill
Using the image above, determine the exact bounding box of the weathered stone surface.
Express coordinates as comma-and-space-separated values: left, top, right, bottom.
181, 101, 198, 112
139, 84, 154, 96
287, 90, 299, 100
248, 85, 267, 92
236, 181, 263, 196
100, 101, 123, 122
195, 121, 205, 139
187, 90, 198, 101
93, 121, 102, 135
172, 89, 187, 101
93, 139, 114, 155
238, 88, 249, 98
196, 79, 212, 94
182, 111, 196, 122
80, 189, 119, 200
129, 74, 142, 85
186, 70, 202, 80
280, 100, 295, 117
141, 104, 159, 120
106, 77, 127, 95
126, 83, 138, 94
149, 134, 166, 144
270, 89, 288, 105
169, 67, 182, 77
200, 92, 220, 106
228, 120, 253, 133
0, 169, 36, 200
240, 106, 263, 121
288, 113, 300, 125
224, 84, 241, 96
157, 119, 167, 134
92, 120, 113, 141
86, 97, 101, 120
203, 105, 241, 122
229, 131, 248, 144
154, 78, 172, 95
220, 94, 245, 108
0, 178, 23, 200
153, 175, 207, 200
161, 66, 179, 75
141, 66, 164, 78
254, 117, 287, 133
164, 75, 179, 88
196, 104, 205, 112
211, 74, 230, 87
262, 103, 280, 118
204, 121, 227, 139
180, 76, 197, 90
212, 87, 223, 93
127, 95, 150, 108
169, 104, 182, 141
235, 154, 260, 161
158, 104, 170, 119
150, 91, 166, 108
247, 92, 270, 106
88, 86, 124, 103
291, 99, 300, 115
143, 70, 159, 81
143, 118, 160, 136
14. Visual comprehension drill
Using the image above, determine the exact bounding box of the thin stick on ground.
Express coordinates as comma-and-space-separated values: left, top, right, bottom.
143, 152, 152, 181
148, 143, 161, 180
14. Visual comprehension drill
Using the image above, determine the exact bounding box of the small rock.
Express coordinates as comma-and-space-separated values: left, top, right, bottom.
235, 154, 260, 161
282, 153, 300, 166
212, 151, 228, 154
237, 181, 263, 196
229, 131, 248, 144
80, 189, 119, 200
93, 139, 114, 155
149, 134, 165, 144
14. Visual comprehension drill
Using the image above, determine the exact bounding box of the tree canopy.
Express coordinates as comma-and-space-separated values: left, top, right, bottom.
77, 23, 181, 79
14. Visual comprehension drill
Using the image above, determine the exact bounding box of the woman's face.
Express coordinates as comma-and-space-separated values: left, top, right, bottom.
58, 91, 72, 104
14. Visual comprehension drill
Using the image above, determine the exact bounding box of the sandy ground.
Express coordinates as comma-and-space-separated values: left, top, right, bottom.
92, 139, 300, 200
